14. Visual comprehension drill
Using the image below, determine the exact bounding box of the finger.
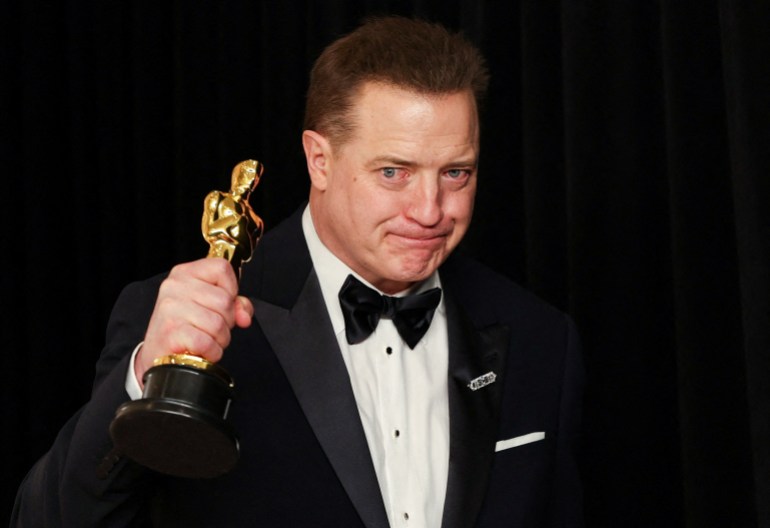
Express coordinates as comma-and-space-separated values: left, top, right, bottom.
234, 296, 254, 328
170, 258, 240, 297
163, 324, 226, 363
157, 297, 234, 351
138, 325, 225, 379
160, 273, 239, 330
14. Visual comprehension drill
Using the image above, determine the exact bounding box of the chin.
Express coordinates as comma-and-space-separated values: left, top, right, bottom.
393, 257, 444, 284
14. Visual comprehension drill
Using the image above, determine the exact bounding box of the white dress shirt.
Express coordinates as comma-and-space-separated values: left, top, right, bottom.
302, 207, 449, 528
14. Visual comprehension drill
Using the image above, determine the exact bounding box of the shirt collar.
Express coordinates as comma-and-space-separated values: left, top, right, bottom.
301, 206, 441, 336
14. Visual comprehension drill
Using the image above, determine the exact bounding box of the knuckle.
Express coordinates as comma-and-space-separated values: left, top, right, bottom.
208, 291, 230, 314
157, 279, 175, 297
154, 295, 176, 313
168, 261, 192, 278
189, 331, 215, 356
210, 312, 230, 336
208, 346, 224, 363
213, 258, 230, 272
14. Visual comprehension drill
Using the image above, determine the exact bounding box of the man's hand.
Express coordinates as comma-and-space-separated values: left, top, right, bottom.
135, 258, 254, 387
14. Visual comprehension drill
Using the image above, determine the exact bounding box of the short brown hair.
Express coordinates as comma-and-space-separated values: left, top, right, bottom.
304, 16, 489, 146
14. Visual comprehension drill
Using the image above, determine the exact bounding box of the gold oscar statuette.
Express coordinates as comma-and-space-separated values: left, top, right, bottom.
109, 160, 265, 478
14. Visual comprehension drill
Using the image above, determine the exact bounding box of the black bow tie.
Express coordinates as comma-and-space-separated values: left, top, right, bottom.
338, 274, 442, 349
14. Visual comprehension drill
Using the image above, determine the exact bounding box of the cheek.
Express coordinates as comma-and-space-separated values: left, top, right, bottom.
447, 189, 476, 225
350, 189, 401, 228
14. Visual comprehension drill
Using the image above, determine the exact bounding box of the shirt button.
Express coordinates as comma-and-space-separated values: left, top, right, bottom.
386, 346, 393, 355
404, 512, 409, 520
394, 429, 400, 438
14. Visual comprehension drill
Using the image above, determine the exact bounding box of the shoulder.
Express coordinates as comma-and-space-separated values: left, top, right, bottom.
239, 206, 311, 303
440, 253, 571, 332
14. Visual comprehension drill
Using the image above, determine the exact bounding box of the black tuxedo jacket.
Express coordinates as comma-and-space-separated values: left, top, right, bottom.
13, 208, 584, 527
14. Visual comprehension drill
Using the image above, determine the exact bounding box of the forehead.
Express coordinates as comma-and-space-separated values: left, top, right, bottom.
351, 82, 478, 124
338, 82, 479, 158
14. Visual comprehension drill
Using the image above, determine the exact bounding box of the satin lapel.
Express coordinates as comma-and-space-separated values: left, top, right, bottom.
251, 269, 390, 528
441, 292, 510, 528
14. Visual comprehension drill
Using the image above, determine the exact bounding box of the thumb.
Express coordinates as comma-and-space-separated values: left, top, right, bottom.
234, 295, 254, 328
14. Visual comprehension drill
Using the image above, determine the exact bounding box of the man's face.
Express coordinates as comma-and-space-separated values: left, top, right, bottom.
305, 82, 479, 294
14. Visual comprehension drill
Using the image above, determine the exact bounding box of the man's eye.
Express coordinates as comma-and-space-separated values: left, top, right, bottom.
382, 167, 400, 178
446, 169, 470, 179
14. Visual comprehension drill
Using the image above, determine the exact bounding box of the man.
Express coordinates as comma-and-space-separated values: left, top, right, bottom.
13, 16, 583, 527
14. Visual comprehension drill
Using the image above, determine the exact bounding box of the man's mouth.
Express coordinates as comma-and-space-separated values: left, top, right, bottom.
389, 231, 448, 248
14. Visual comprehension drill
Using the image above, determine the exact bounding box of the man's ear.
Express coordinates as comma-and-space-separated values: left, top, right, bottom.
302, 130, 332, 191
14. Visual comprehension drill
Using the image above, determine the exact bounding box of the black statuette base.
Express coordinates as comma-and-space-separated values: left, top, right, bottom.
110, 364, 239, 479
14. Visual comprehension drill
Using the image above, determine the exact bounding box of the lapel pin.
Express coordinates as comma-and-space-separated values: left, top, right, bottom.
468, 371, 497, 391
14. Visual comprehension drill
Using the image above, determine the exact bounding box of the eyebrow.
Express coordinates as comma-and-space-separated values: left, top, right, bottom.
368, 156, 414, 167
367, 156, 478, 168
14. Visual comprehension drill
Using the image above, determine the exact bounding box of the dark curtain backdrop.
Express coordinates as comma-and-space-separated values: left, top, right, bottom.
2, 1, 768, 526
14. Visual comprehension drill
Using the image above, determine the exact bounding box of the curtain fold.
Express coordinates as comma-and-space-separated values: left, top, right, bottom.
718, 2, 770, 525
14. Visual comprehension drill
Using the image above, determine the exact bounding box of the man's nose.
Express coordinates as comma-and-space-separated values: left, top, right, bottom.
406, 177, 443, 226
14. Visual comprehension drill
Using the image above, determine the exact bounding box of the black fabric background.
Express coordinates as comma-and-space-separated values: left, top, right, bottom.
2, 1, 768, 526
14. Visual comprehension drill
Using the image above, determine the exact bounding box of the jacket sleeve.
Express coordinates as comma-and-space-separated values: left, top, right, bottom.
11, 276, 165, 528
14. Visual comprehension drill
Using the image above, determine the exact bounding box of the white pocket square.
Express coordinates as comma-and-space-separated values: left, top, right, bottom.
495, 431, 546, 452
